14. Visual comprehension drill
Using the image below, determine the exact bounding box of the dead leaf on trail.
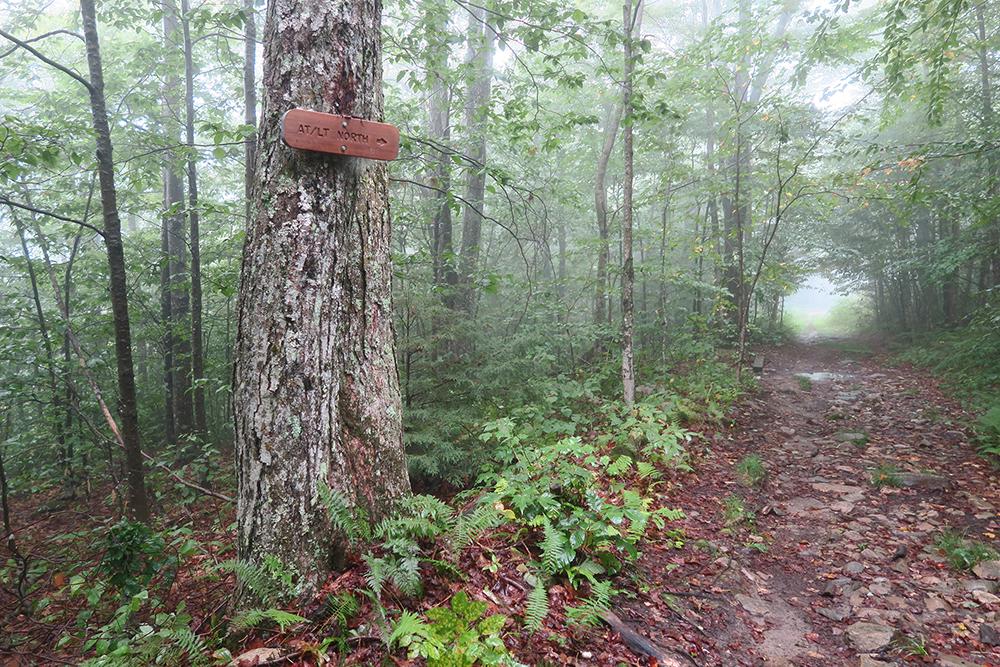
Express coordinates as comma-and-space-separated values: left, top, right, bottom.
228, 647, 285, 667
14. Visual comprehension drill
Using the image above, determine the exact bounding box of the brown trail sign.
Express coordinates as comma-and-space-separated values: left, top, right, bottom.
281, 108, 399, 161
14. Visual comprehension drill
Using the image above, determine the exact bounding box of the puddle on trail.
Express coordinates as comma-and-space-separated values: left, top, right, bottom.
794, 372, 847, 382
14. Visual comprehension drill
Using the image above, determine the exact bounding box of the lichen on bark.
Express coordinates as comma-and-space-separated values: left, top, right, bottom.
232, 0, 409, 603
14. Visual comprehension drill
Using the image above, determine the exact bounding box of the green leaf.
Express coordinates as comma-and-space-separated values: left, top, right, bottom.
478, 613, 506, 635
450, 590, 486, 621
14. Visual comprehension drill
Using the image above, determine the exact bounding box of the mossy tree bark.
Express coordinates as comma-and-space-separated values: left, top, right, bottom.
233, 0, 410, 599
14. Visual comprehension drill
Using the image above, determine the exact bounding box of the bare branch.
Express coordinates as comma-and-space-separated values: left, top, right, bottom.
0, 29, 84, 59
1, 197, 105, 237
0, 27, 93, 93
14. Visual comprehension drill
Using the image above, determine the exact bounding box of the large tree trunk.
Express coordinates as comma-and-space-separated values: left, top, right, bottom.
80, 0, 150, 523
233, 0, 409, 600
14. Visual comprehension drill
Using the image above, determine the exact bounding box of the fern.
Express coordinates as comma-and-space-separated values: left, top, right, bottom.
635, 461, 658, 479
525, 579, 549, 634
540, 519, 573, 575
312, 591, 360, 628
214, 556, 302, 606
450, 503, 503, 550
80, 610, 208, 667
388, 610, 435, 653
230, 607, 307, 632
363, 553, 391, 600
317, 482, 372, 544
564, 580, 613, 628
606, 454, 634, 477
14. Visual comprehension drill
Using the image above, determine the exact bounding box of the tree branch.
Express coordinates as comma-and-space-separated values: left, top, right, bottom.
1, 197, 105, 237
0, 28, 93, 93
0, 29, 84, 59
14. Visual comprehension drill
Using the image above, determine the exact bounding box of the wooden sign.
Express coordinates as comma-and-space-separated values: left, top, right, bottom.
281, 109, 399, 161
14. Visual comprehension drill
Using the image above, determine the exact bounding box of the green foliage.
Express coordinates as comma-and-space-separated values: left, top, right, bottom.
892, 634, 930, 657
96, 519, 175, 599
870, 462, 903, 488
76, 594, 207, 667
736, 454, 768, 488
389, 591, 523, 667
975, 406, 1000, 461
722, 495, 754, 527
796, 375, 813, 391
230, 608, 308, 633
318, 485, 500, 602
597, 399, 694, 468
479, 419, 684, 590
563, 579, 613, 628
895, 312, 1000, 405
933, 528, 997, 571
524, 577, 549, 635
215, 555, 300, 608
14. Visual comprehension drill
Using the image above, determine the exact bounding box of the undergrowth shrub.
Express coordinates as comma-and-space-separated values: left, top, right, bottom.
975, 405, 1000, 461
596, 397, 695, 466
389, 590, 523, 667
62, 523, 209, 667
933, 528, 997, 571
895, 305, 1000, 404
477, 417, 685, 631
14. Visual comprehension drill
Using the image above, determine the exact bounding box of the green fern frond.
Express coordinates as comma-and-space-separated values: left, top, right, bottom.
313, 591, 360, 628
317, 482, 372, 544
525, 579, 549, 634
450, 503, 502, 550
168, 626, 208, 664
388, 610, 433, 651
392, 555, 423, 598
564, 580, 613, 628
540, 520, 570, 575
214, 559, 290, 606
230, 607, 307, 632
606, 455, 634, 477
79, 615, 209, 667
635, 461, 658, 479
363, 554, 389, 600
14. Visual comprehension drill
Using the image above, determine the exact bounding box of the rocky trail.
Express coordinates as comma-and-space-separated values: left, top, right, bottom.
617, 338, 1000, 667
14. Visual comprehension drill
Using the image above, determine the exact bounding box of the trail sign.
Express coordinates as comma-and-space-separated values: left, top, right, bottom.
281, 109, 399, 161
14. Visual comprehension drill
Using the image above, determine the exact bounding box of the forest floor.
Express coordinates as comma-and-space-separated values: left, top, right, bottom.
4, 337, 1000, 667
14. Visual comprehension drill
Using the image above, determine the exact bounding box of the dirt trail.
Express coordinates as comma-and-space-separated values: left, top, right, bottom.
621, 338, 1000, 667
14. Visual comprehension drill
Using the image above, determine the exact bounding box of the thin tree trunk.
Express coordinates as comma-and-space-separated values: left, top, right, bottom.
458, 4, 493, 319
80, 0, 150, 523
181, 0, 207, 442
594, 100, 622, 328
621, 0, 638, 406
162, 1, 194, 449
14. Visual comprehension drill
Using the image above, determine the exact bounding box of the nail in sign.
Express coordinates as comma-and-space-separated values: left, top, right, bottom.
281, 109, 399, 161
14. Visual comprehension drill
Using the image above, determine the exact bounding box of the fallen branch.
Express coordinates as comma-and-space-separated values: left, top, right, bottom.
142, 452, 232, 503
599, 609, 695, 667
